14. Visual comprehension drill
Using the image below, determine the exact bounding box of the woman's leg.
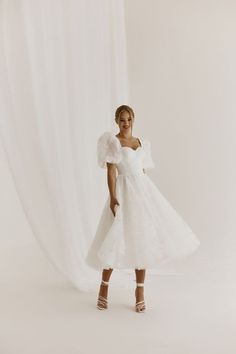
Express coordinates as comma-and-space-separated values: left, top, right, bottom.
135, 268, 146, 304
98, 268, 113, 302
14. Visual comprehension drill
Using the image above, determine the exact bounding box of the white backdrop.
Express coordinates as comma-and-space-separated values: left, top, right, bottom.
1, 0, 236, 295
124, 0, 236, 286
0, 0, 129, 291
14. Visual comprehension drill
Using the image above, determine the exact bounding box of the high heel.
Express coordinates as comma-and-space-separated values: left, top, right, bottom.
135, 283, 146, 313
97, 280, 109, 310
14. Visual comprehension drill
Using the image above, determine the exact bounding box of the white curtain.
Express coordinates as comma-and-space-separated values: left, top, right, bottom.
0, 0, 130, 292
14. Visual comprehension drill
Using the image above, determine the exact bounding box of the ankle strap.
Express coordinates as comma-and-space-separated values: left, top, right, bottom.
136, 283, 144, 287
101, 280, 109, 285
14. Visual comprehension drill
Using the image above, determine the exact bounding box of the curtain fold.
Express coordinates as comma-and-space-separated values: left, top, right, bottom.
0, 0, 130, 292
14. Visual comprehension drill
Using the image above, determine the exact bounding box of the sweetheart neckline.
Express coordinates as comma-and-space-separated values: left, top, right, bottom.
121, 146, 143, 152
114, 134, 143, 151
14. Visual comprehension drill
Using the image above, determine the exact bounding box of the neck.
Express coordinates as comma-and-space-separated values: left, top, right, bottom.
118, 131, 132, 139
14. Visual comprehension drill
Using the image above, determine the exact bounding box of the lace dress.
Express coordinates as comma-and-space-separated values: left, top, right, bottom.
85, 131, 200, 270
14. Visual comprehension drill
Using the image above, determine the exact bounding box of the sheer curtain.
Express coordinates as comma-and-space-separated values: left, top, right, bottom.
0, 0, 129, 292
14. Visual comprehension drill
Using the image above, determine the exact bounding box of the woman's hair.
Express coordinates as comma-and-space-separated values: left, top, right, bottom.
115, 105, 135, 123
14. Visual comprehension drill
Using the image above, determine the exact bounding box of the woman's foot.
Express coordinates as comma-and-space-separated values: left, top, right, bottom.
135, 283, 146, 313
97, 280, 109, 310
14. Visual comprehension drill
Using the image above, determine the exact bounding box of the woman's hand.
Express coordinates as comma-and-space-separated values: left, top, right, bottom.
110, 197, 120, 217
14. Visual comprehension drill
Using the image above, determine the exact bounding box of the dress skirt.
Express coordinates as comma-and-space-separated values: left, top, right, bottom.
86, 171, 200, 270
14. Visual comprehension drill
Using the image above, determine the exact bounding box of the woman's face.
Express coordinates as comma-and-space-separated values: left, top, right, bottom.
117, 110, 134, 133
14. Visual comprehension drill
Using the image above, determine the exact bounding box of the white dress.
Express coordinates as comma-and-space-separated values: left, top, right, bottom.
85, 131, 200, 270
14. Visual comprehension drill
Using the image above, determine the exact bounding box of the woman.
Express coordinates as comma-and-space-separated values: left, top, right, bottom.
86, 105, 200, 313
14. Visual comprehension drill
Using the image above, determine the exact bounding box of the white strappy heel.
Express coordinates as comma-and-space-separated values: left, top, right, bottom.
97, 280, 109, 310
135, 283, 146, 313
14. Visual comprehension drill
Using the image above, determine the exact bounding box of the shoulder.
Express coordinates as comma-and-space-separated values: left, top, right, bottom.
139, 137, 151, 149
97, 131, 120, 147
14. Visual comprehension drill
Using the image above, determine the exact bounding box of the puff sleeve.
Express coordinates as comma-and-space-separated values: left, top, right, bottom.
97, 131, 122, 168
142, 138, 155, 170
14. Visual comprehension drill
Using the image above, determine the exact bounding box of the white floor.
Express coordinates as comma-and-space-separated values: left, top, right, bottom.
0, 240, 235, 354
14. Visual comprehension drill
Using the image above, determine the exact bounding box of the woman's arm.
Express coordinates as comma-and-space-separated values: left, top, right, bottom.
107, 162, 119, 216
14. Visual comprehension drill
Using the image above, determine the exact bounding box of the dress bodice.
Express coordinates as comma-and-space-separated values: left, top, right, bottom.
116, 146, 146, 176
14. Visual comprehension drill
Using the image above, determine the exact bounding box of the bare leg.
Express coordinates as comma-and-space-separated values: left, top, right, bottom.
135, 268, 146, 307
98, 268, 113, 305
